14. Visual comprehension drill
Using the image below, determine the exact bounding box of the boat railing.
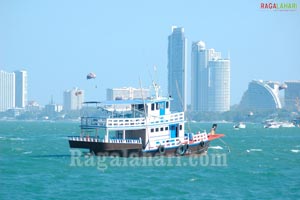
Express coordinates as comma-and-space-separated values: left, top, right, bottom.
189, 132, 208, 142
80, 112, 184, 128
106, 118, 146, 128
69, 136, 142, 144
81, 117, 106, 127
109, 138, 142, 144
151, 137, 182, 149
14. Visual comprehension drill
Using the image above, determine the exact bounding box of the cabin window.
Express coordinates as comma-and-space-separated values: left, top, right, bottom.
151, 103, 155, 111
137, 104, 144, 111
160, 127, 164, 131
151, 128, 154, 132
155, 102, 165, 110
155, 128, 159, 132
179, 125, 182, 130
166, 101, 169, 109
165, 127, 168, 131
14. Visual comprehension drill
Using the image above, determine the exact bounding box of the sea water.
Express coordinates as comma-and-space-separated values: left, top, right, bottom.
1, 121, 300, 199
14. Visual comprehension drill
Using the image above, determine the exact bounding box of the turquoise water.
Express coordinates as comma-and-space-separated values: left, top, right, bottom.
1, 121, 300, 199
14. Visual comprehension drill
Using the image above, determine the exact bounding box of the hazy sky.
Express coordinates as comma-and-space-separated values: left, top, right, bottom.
1, 0, 300, 106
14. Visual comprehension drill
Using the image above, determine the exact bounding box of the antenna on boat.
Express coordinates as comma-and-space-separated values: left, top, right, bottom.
175, 80, 191, 133
139, 77, 150, 150
152, 81, 160, 99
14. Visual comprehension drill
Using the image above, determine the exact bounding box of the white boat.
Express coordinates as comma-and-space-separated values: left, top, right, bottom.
233, 122, 246, 129
264, 123, 280, 128
279, 122, 295, 128
263, 119, 295, 128
68, 82, 225, 157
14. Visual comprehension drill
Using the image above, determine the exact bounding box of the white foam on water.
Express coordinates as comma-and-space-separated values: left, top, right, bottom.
23, 151, 32, 154
246, 149, 263, 152
209, 146, 223, 150
291, 149, 300, 153
10, 137, 25, 141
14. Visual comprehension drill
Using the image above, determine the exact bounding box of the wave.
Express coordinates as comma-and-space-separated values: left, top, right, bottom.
246, 149, 263, 152
10, 137, 25, 141
209, 146, 223, 150
291, 149, 300, 153
23, 151, 32, 155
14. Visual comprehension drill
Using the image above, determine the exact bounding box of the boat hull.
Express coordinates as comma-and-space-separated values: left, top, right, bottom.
69, 140, 210, 157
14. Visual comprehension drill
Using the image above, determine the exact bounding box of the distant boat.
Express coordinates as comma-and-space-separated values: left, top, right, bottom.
279, 122, 295, 128
263, 120, 295, 128
233, 122, 246, 129
264, 122, 280, 129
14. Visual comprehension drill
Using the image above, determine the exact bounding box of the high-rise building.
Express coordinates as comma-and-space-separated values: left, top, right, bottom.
239, 80, 284, 110
0, 70, 15, 112
106, 87, 150, 100
284, 81, 300, 111
14, 70, 28, 108
208, 59, 230, 112
63, 88, 84, 111
167, 26, 187, 112
191, 41, 230, 112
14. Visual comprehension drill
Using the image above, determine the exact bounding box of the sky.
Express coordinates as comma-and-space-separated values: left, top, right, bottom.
1, 0, 300, 106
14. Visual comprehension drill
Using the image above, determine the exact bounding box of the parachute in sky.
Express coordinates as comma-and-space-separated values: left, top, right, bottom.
86, 72, 96, 80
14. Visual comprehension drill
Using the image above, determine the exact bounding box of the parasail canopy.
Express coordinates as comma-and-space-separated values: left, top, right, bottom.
87, 72, 96, 79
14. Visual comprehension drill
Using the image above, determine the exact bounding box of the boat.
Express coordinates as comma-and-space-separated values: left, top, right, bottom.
279, 122, 295, 128
68, 82, 225, 157
233, 122, 246, 129
263, 119, 295, 128
264, 122, 280, 128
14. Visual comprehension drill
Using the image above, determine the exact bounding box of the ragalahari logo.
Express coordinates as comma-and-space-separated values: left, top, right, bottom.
260, 2, 298, 11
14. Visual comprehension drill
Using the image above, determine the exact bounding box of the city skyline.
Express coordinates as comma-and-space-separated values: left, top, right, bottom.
1, 0, 299, 105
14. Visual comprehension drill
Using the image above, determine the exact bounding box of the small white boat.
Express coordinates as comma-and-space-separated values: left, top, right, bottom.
280, 122, 295, 128
233, 122, 246, 129
264, 123, 280, 128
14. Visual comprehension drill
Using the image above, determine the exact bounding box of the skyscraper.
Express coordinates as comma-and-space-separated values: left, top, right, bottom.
167, 26, 187, 112
191, 41, 230, 112
0, 70, 15, 112
63, 88, 84, 111
208, 59, 230, 112
14, 70, 28, 108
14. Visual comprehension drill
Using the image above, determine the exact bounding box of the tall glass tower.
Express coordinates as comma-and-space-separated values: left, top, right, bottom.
167, 26, 187, 112
0, 70, 15, 112
191, 41, 230, 112
208, 59, 230, 112
14, 70, 28, 108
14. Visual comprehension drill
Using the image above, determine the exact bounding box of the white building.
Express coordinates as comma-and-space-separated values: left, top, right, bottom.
208, 59, 230, 112
239, 80, 284, 110
63, 88, 84, 111
167, 26, 187, 112
14, 70, 28, 108
284, 81, 300, 111
191, 41, 230, 112
106, 87, 150, 100
0, 70, 15, 112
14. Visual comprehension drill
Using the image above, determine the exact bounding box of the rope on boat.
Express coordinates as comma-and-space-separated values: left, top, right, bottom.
218, 137, 231, 153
